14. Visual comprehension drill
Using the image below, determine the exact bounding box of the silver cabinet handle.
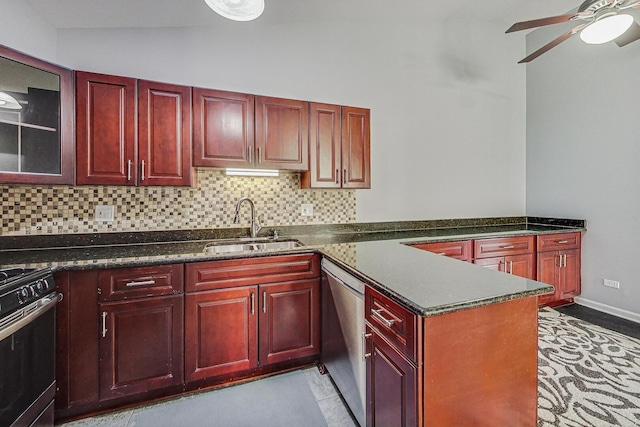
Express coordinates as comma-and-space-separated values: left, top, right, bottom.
125, 279, 156, 287
257, 146, 262, 164
141, 160, 146, 181
558, 240, 569, 244
101, 312, 108, 338
501, 245, 515, 249
262, 291, 267, 313
371, 309, 395, 327
248, 146, 253, 165
557, 255, 562, 268
563, 254, 567, 268
509, 261, 513, 274
336, 169, 339, 185
363, 332, 372, 359
127, 159, 132, 181
251, 292, 255, 315
343, 169, 348, 184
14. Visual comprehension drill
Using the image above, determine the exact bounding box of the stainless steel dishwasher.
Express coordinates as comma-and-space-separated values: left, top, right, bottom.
321, 258, 366, 427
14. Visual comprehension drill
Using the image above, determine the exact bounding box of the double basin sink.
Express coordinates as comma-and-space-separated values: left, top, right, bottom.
203, 238, 304, 254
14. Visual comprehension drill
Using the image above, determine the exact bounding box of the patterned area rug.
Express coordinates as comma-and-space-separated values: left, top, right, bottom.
538, 308, 640, 427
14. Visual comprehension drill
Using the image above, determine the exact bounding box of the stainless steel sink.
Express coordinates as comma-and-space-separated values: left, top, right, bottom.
203, 239, 303, 254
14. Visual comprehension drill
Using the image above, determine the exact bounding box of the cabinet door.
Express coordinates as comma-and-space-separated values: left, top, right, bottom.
342, 106, 370, 189
259, 279, 320, 365
505, 253, 536, 280
474, 256, 505, 272
99, 295, 184, 400
138, 80, 192, 186
255, 96, 309, 170
559, 248, 581, 299
536, 251, 559, 305
366, 325, 417, 427
76, 71, 137, 185
185, 287, 258, 381
193, 88, 254, 168
301, 103, 342, 188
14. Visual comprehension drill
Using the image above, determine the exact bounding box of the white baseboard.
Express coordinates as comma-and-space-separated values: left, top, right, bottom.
574, 297, 640, 324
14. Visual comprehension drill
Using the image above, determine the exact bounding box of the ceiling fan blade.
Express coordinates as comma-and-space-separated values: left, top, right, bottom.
518, 29, 576, 63
506, 13, 580, 33
615, 21, 640, 46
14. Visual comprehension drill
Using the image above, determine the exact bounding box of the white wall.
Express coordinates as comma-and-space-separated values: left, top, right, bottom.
526, 24, 640, 315
0, 0, 57, 62
53, 12, 527, 222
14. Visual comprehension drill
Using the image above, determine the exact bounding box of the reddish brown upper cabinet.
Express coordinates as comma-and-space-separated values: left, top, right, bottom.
76, 73, 192, 186
255, 96, 309, 170
76, 72, 136, 185
301, 103, 371, 189
138, 80, 192, 186
474, 235, 536, 280
192, 88, 255, 168
0, 45, 75, 185
537, 232, 582, 306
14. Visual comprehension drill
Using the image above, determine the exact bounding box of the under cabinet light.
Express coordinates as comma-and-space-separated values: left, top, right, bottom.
225, 168, 279, 177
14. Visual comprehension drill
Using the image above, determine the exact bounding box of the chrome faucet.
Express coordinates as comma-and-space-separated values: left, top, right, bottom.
233, 197, 262, 238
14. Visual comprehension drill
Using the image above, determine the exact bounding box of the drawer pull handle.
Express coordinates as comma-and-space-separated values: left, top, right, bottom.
371, 309, 395, 327
501, 245, 515, 249
250, 293, 255, 315
557, 240, 569, 244
126, 279, 156, 287
437, 252, 446, 256
363, 332, 372, 359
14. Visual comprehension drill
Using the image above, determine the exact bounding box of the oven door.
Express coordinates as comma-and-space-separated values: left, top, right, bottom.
0, 294, 59, 427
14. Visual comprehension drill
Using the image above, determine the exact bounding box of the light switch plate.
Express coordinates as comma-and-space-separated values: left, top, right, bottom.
95, 205, 115, 222
301, 204, 314, 217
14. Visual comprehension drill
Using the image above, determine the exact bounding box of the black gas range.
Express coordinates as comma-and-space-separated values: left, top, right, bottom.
0, 267, 61, 427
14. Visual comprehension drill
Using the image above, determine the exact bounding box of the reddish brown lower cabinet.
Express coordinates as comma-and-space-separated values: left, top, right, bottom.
364, 286, 538, 427
410, 240, 472, 262
185, 286, 258, 381
474, 253, 536, 279
536, 232, 581, 305
366, 324, 418, 427
259, 279, 320, 365
99, 295, 184, 399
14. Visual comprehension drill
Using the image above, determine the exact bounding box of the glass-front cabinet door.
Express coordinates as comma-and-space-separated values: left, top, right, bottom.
0, 45, 74, 184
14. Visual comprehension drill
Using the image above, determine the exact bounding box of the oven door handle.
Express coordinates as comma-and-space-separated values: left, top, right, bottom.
0, 292, 62, 341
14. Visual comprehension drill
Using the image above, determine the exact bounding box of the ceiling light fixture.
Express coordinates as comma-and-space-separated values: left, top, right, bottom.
0, 92, 22, 110
204, 0, 265, 21
225, 168, 279, 177
580, 14, 634, 45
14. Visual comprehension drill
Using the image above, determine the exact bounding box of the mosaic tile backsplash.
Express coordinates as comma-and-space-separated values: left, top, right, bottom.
0, 169, 356, 236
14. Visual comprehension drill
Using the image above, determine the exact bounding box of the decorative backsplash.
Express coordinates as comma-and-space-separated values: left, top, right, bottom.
0, 169, 356, 236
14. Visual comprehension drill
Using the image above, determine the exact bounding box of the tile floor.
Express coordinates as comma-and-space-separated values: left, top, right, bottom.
57, 367, 358, 427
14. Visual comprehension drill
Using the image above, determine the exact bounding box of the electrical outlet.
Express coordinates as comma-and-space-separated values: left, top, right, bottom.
95, 205, 115, 222
301, 204, 314, 217
603, 279, 620, 289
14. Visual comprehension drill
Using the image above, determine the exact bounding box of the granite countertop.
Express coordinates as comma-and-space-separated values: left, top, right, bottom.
0, 218, 580, 317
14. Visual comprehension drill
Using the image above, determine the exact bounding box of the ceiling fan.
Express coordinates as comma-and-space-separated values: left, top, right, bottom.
507, 0, 640, 63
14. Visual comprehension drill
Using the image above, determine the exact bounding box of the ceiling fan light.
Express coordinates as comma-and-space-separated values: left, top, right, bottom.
0, 92, 22, 110
204, 0, 265, 21
580, 14, 634, 44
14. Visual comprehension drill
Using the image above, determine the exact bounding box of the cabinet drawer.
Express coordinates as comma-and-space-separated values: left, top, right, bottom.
365, 286, 418, 363
537, 232, 581, 252
411, 240, 472, 261
474, 235, 534, 259
185, 253, 320, 292
98, 264, 184, 302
